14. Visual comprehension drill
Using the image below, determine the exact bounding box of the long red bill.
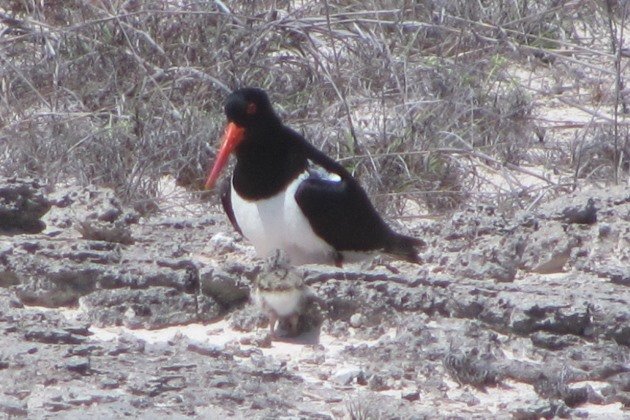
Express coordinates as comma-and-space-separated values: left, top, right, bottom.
205, 122, 245, 189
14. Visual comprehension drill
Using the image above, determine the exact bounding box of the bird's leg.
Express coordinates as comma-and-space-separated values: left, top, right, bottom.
268, 312, 278, 337
333, 251, 343, 268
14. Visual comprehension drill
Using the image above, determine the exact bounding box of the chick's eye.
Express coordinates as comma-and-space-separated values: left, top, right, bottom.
246, 102, 257, 115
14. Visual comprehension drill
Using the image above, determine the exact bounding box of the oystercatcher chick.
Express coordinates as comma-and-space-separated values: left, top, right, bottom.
252, 250, 312, 337
206, 87, 424, 266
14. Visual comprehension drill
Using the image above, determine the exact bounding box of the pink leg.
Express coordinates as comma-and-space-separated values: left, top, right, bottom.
268, 312, 278, 337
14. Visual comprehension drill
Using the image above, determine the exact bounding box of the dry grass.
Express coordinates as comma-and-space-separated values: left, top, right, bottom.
1, 0, 628, 216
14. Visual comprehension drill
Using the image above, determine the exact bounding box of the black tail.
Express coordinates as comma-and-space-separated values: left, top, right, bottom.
384, 232, 425, 264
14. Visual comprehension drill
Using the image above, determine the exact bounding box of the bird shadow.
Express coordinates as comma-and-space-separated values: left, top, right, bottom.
271, 324, 322, 345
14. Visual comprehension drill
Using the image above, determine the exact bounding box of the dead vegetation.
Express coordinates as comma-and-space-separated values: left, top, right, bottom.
0, 0, 628, 215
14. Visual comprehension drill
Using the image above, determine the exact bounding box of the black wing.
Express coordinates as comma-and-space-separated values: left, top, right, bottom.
294, 168, 393, 252
220, 179, 242, 235
289, 127, 423, 260
283, 127, 392, 251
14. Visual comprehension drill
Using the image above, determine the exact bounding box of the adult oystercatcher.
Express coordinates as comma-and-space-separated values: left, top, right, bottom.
205, 87, 424, 266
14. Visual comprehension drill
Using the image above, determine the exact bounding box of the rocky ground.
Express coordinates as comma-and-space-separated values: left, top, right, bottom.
0, 176, 629, 419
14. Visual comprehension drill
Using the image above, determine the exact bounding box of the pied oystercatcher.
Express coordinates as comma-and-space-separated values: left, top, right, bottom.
206, 87, 424, 266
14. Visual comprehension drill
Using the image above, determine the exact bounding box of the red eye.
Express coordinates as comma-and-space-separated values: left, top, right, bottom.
246, 102, 257, 115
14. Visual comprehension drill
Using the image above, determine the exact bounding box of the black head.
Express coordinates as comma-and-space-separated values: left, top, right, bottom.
225, 87, 279, 127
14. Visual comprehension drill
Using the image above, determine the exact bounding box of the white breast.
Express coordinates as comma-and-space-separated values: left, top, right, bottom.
253, 288, 304, 317
231, 171, 335, 264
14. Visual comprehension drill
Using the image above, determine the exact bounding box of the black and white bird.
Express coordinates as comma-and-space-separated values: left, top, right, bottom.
206, 87, 424, 266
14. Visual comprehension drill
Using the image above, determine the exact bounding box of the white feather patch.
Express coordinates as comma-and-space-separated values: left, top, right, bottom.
231, 170, 336, 264
253, 288, 304, 317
